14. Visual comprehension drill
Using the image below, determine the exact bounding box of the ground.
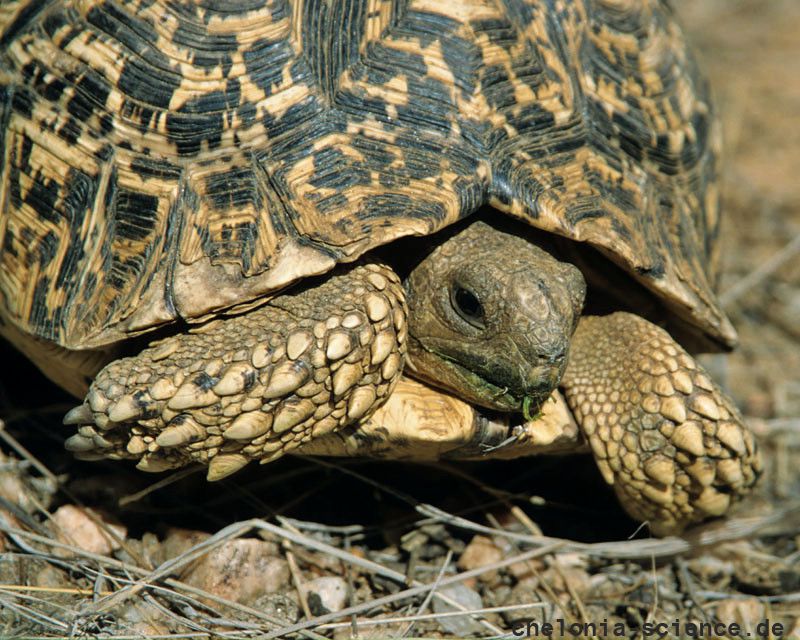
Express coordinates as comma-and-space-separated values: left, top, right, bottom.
1, 1, 799, 638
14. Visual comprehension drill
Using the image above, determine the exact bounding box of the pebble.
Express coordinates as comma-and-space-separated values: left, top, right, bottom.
179, 539, 289, 605
303, 576, 348, 614
457, 535, 503, 582
50, 505, 127, 557
431, 582, 484, 636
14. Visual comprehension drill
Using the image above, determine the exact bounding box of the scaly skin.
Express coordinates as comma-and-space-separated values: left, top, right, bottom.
562, 313, 762, 536
404, 221, 586, 413
65, 263, 407, 480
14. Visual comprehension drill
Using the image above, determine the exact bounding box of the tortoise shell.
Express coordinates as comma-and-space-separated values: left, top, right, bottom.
0, 0, 734, 352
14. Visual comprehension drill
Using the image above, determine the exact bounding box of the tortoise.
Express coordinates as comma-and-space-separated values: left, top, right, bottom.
0, 0, 762, 535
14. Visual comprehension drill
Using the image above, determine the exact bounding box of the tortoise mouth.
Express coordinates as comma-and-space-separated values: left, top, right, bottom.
433, 353, 555, 415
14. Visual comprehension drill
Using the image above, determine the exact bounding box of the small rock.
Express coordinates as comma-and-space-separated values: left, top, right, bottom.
400, 523, 463, 558
540, 565, 591, 598
551, 552, 587, 569
508, 555, 546, 580
457, 535, 503, 583
303, 576, 348, 614
686, 555, 735, 587
116, 530, 162, 567
180, 539, 289, 606
160, 527, 212, 562
732, 554, 789, 594
50, 505, 126, 556
251, 593, 301, 623
431, 582, 484, 636
0, 509, 22, 552
119, 600, 171, 636
35, 561, 69, 591
500, 580, 546, 625
0, 464, 39, 513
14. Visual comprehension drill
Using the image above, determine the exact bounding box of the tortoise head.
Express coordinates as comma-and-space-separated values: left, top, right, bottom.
404, 220, 586, 413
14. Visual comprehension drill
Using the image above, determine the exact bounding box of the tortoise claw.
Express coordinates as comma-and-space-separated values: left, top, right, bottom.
64, 433, 98, 452
63, 404, 93, 426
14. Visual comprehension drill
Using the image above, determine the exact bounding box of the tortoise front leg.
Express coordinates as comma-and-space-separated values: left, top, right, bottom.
561, 312, 763, 535
63, 263, 407, 481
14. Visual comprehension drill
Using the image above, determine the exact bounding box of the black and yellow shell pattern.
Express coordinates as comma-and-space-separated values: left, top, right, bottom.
0, 0, 733, 350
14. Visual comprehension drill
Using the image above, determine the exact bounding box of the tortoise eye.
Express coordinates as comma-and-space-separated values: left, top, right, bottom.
452, 286, 485, 329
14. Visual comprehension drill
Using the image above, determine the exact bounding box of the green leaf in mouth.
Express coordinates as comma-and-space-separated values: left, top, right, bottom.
522, 395, 543, 422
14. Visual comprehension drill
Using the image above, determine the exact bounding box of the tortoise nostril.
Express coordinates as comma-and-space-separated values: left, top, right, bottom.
540, 347, 566, 365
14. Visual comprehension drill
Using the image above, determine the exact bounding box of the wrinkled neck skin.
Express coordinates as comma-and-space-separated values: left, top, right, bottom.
404, 220, 586, 413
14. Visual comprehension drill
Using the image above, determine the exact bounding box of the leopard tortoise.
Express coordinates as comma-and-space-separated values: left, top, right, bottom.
0, 0, 761, 534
